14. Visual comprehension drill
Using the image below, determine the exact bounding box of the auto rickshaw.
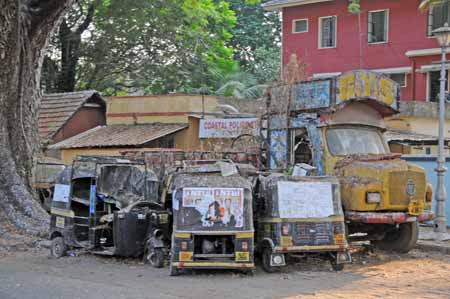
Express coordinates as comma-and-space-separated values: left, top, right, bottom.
49, 155, 162, 258
167, 161, 255, 275
256, 174, 351, 272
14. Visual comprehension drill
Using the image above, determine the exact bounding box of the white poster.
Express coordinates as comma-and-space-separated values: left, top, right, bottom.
277, 181, 334, 218
199, 118, 258, 138
53, 184, 71, 203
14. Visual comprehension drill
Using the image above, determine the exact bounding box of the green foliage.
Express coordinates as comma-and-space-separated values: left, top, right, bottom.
227, 0, 281, 84
42, 0, 281, 97
348, 0, 360, 13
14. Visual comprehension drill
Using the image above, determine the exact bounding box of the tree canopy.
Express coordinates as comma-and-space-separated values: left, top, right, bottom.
41, 0, 281, 96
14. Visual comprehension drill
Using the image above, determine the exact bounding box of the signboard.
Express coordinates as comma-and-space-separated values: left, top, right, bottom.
53, 184, 70, 203
199, 118, 258, 139
277, 181, 334, 218
270, 80, 332, 111
337, 70, 398, 108
182, 187, 244, 228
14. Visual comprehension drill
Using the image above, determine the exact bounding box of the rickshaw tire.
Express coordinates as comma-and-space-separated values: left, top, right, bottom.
169, 264, 180, 276
262, 246, 276, 273
151, 248, 165, 268
50, 236, 66, 258
330, 259, 344, 272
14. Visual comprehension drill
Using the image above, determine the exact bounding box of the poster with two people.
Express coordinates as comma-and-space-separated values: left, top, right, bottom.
181, 187, 244, 229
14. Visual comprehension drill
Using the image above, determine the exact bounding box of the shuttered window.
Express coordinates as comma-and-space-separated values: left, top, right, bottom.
319, 16, 336, 48
368, 10, 388, 43
428, 3, 450, 36
429, 70, 449, 102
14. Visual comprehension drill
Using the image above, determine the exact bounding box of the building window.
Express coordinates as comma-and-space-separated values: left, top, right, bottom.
428, 70, 449, 102
426, 147, 431, 155
319, 16, 337, 48
368, 10, 388, 43
428, 3, 450, 35
389, 73, 406, 88
293, 19, 308, 33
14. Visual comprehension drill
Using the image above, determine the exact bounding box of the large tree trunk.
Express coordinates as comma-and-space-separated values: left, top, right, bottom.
0, 0, 73, 237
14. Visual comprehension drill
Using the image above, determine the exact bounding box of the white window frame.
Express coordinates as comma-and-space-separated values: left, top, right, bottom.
292, 18, 308, 33
318, 15, 337, 49
368, 9, 389, 44
428, 4, 450, 37
389, 73, 407, 88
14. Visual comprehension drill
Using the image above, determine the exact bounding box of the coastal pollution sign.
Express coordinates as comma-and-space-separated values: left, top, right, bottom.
181, 187, 244, 228
336, 70, 398, 108
277, 181, 334, 218
199, 118, 258, 138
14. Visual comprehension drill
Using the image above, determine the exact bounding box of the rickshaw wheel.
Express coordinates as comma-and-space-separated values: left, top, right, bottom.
50, 237, 66, 258
169, 263, 180, 276
330, 257, 344, 271
144, 246, 165, 268
262, 247, 277, 273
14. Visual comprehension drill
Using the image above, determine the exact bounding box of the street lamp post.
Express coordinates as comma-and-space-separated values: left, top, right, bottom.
432, 24, 450, 234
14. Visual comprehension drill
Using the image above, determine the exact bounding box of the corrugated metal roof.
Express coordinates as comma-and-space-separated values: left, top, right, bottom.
48, 124, 188, 149
38, 90, 104, 140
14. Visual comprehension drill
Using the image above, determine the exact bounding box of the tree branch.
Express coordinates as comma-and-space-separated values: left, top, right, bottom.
76, 2, 94, 34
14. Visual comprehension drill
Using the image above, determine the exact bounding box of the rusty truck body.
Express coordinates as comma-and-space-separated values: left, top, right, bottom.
264, 70, 434, 253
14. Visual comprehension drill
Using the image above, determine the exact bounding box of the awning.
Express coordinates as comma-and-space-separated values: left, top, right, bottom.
419, 63, 450, 73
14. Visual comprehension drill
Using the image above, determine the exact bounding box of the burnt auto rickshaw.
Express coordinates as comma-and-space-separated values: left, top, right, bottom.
49, 155, 163, 258
256, 174, 351, 272
167, 161, 255, 275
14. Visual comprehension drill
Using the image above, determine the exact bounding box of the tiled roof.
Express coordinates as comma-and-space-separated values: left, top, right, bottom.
262, 0, 332, 10
39, 90, 104, 140
48, 124, 188, 149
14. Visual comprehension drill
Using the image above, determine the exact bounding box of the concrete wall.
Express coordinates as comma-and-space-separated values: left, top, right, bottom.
106, 94, 219, 125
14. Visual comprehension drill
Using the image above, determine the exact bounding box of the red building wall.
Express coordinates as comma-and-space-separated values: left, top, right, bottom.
282, 0, 443, 101
53, 107, 106, 143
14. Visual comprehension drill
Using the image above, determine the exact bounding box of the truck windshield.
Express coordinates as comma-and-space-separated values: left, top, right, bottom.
326, 127, 387, 156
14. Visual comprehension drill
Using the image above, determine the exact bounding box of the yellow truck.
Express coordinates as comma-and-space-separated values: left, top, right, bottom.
265, 70, 433, 253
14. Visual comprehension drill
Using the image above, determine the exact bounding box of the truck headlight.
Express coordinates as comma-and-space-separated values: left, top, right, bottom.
366, 192, 381, 203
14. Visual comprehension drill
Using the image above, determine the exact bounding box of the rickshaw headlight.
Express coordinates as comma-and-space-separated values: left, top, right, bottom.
366, 192, 381, 204
282, 225, 289, 236
241, 241, 248, 251
181, 241, 188, 251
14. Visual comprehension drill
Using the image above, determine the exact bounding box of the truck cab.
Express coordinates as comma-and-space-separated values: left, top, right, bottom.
265, 70, 434, 253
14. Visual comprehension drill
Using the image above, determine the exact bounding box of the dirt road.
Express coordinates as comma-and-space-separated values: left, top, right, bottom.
0, 247, 449, 299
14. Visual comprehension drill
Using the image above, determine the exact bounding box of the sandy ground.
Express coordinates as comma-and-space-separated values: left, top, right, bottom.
0, 247, 449, 299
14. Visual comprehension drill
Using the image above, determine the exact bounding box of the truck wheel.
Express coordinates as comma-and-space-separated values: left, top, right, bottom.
373, 222, 418, 254
50, 237, 66, 258
262, 246, 277, 273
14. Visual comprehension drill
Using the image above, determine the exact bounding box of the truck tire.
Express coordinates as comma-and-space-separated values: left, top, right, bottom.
373, 222, 418, 253
50, 237, 66, 258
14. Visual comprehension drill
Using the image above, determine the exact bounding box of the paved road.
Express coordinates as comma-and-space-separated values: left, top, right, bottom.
0, 248, 449, 299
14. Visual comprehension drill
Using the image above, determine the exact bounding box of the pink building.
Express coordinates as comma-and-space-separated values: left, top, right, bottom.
263, 0, 450, 102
